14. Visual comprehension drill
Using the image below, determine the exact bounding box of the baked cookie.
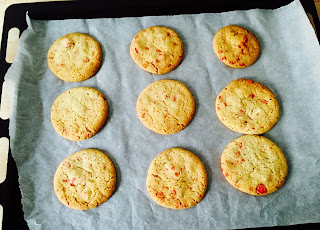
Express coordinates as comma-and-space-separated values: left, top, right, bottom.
47, 33, 102, 82
213, 25, 260, 68
146, 148, 207, 209
136, 80, 195, 135
51, 87, 108, 141
221, 135, 287, 196
130, 26, 183, 74
54, 149, 116, 210
215, 79, 279, 135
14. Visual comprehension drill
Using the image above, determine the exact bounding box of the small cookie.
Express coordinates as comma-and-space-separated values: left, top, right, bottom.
48, 33, 102, 82
54, 149, 116, 210
215, 79, 279, 134
213, 25, 260, 68
221, 135, 287, 196
136, 80, 195, 135
146, 148, 207, 209
51, 87, 108, 141
130, 26, 183, 74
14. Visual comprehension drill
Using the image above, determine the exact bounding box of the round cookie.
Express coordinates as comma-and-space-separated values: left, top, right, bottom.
51, 87, 108, 141
146, 148, 207, 209
136, 80, 195, 135
221, 135, 287, 196
130, 26, 183, 74
213, 25, 260, 68
215, 79, 279, 135
54, 149, 116, 210
47, 33, 102, 82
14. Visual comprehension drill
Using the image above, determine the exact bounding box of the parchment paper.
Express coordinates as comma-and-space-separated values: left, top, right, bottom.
4, 0, 320, 229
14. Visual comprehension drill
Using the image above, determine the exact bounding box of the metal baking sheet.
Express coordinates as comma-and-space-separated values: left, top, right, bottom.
1, 0, 320, 230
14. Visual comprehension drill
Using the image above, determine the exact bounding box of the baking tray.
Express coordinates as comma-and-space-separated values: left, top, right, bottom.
0, 0, 319, 229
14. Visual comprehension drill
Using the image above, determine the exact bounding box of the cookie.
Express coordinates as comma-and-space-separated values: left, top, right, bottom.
213, 25, 260, 68
146, 148, 207, 209
47, 33, 102, 82
136, 80, 195, 135
215, 79, 279, 135
130, 26, 183, 74
54, 149, 116, 210
51, 87, 108, 141
221, 135, 287, 196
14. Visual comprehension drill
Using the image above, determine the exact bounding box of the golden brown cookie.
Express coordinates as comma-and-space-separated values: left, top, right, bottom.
221, 135, 287, 196
215, 79, 279, 134
130, 26, 183, 74
136, 80, 195, 135
54, 149, 116, 210
51, 87, 108, 141
213, 25, 260, 68
47, 33, 102, 82
146, 148, 207, 209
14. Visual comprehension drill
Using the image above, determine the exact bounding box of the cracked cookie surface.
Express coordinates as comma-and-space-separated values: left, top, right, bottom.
213, 25, 260, 68
221, 135, 287, 196
51, 87, 108, 141
130, 26, 183, 74
47, 33, 102, 82
54, 149, 116, 210
146, 148, 207, 209
136, 80, 195, 135
215, 79, 279, 135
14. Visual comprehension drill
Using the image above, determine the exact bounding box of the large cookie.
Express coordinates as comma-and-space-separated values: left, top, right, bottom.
136, 80, 195, 135
221, 135, 288, 196
146, 148, 207, 209
215, 79, 279, 135
213, 25, 260, 68
51, 87, 108, 141
47, 33, 102, 82
54, 149, 116, 210
130, 26, 183, 74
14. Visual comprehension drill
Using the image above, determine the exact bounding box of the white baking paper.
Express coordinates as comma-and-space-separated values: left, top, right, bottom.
4, 0, 320, 229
